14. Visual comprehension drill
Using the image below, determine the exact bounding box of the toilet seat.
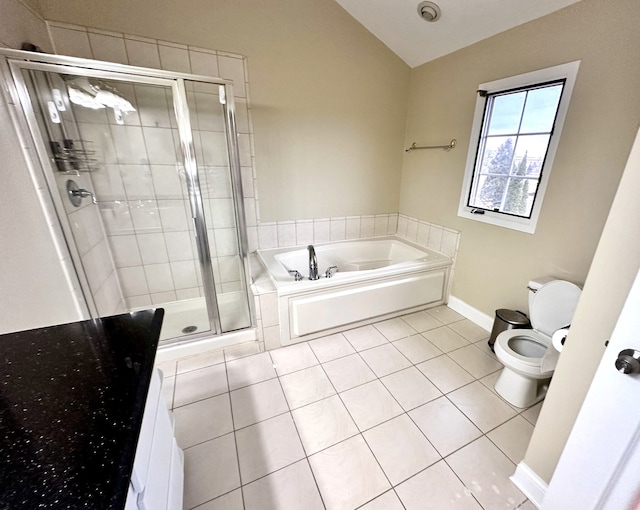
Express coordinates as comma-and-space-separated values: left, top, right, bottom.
495, 329, 554, 377
529, 280, 582, 336
494, 278, 582, 407
495, 279, 581, 376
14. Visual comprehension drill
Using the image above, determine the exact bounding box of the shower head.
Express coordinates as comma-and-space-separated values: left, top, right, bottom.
67, 84, 105, 110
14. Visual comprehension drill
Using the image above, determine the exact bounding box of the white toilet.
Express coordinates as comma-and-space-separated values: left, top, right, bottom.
494, 276, 582, 408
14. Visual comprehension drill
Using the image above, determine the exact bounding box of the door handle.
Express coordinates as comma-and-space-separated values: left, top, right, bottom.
615, 349, 640, 375
66, 179, 97, 207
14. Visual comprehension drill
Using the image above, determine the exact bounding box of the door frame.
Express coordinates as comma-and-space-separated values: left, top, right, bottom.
542, 267, 640, 508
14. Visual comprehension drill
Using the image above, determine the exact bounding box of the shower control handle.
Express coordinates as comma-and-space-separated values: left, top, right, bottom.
72, 188, 97, 204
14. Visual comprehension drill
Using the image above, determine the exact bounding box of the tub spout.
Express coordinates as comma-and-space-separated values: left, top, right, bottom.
307, 245, 319, 280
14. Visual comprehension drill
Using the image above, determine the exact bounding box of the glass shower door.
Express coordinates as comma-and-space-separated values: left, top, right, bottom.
183, 80, 252, 332
13, 64, 246, 341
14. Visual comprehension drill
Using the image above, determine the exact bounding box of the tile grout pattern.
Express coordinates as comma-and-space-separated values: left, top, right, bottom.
47, 20, 257, 311
159, 306, 540, 510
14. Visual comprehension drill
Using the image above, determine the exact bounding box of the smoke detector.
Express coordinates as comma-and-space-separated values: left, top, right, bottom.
417, 1, 441, 22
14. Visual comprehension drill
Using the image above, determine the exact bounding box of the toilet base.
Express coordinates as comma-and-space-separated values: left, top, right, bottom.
494, 367, 551, 408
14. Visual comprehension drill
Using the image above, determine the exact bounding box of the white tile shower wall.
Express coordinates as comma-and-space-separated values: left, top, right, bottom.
43, 83, 125, 317
47, 21, 259, 308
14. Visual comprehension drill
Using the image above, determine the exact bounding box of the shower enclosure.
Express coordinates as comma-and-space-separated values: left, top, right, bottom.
0, 49, 254, 344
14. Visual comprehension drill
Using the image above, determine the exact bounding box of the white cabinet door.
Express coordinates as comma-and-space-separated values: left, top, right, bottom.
130, 370, 162, 493
137, 371, 176, 510
125, 484, 138, 510
167, 439, 185, 510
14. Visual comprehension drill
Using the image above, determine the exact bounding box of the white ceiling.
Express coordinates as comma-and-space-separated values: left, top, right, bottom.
334, 0, 583, 68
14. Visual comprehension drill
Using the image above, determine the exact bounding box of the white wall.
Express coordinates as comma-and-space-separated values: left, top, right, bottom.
0, 0, 82, 333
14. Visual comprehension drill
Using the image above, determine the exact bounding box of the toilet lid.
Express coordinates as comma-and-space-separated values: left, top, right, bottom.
530, 280, 582, 337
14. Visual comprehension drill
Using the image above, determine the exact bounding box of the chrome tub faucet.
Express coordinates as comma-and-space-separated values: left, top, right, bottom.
308, 245, 319, 280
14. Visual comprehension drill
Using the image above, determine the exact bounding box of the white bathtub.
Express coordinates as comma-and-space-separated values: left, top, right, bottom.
258, 237, 452, 345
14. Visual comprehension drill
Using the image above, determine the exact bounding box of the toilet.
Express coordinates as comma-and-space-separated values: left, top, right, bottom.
494, 276, 582, 408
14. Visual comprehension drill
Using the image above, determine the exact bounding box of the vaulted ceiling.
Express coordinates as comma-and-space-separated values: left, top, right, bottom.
334, 0, 584, 67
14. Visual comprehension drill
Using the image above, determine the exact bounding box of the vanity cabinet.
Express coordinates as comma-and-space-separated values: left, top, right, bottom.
0, 310, 181, 509
127, 369, 183, 510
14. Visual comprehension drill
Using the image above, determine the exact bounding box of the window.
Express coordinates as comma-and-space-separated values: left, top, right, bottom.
458, 61, 580, 233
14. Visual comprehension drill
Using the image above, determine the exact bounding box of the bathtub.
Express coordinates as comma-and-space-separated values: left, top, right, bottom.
258, 237, 452, 345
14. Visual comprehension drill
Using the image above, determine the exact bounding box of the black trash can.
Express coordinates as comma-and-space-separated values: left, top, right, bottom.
488, 309, 531, 352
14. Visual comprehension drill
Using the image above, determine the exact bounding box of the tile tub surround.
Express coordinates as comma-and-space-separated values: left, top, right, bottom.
161, 305, 538, 510
256, 214, 460, 261
254, 217, 459, 350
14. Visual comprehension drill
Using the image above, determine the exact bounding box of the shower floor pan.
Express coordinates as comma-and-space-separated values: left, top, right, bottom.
134, 292, 251, 342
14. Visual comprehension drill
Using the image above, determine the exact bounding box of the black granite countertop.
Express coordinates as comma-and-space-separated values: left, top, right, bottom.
0, 309, 164, 510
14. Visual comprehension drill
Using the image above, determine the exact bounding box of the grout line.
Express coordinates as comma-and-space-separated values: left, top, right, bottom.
171, 385, 230, 409
483, 416, 532, 465
181, 427, 234, 453
175, 306, 532, 509
188, 487, 238, 509
271, 364, 328, 509
442, 455, 487, 509
314, 332, 444, 499
218, 356, 244, 507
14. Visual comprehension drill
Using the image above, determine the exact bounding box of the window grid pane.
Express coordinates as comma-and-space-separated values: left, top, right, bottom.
467, 81, 564, 218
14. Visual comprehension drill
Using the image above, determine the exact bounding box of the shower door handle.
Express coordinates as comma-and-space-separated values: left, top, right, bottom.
66, 180, 97, 206
72, 188, 97, 204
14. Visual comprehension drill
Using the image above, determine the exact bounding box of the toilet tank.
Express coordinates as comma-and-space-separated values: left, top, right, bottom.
527, 276, 556, 311
526, 276, 582, 337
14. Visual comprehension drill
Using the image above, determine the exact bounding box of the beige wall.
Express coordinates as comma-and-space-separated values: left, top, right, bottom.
399, 0, 640, 484
6, 0, 640, 484
526, 128, 640, 483
0, 0, 49, 50
0, 0, 82, 333
40, 0, 411, 222
400, 0, 640, 316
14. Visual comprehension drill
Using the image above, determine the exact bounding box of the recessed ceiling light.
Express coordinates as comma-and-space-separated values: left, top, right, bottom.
417, 1, 441, 22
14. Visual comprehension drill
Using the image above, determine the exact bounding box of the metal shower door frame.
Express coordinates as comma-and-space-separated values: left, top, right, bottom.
0, 48, 255, 338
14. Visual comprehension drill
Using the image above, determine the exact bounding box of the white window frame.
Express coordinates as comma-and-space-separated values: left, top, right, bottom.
457, 61, 580, 234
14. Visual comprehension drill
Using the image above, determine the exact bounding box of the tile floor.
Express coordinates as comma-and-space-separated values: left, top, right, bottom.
158, 306, 541, 510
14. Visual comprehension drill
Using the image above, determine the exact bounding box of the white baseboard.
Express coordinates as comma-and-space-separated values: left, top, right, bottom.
511, 461, 547, 508
447, 295, 493, 331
